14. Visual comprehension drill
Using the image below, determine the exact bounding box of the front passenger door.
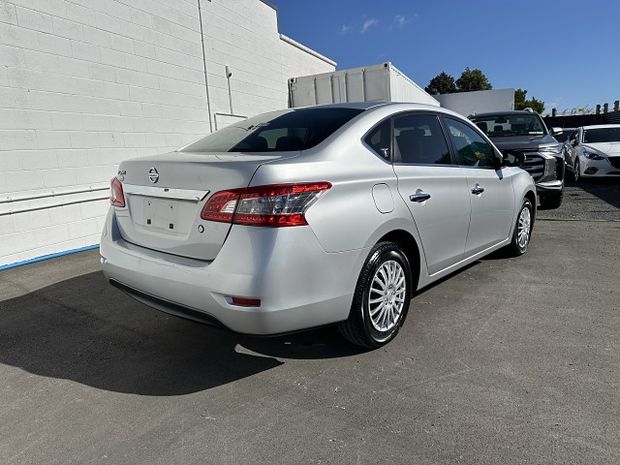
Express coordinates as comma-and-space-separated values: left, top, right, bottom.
391, 112, 471, 275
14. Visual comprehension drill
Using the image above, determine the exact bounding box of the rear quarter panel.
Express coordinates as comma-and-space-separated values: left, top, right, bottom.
249, 108, 431, 288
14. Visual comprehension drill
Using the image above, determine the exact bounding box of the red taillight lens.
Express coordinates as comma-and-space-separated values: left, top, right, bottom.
200, 190, 238, 223
200, 182, 331, 227
110, 177, 125, 207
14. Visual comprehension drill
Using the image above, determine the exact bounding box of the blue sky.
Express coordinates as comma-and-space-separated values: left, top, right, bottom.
276, 0, 620, 114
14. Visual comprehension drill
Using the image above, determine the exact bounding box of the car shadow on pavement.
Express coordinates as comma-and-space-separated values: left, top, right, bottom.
0, 271, 361, 395
570, 178, 620, 210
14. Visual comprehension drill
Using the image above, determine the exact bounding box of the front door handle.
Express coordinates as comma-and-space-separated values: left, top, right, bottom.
409, 190, 431, 202
471, 184, 485, 195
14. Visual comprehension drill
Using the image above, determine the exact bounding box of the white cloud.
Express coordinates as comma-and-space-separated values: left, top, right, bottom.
393, 14, 408, 28
388, 14, 412, 31
361, 18, 378, 33
340, 24, 353, 34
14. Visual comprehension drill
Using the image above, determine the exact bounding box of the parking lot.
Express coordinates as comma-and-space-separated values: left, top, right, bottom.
1, 180, 618, 465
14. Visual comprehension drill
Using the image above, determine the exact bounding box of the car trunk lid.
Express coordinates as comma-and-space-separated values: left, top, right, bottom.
114, 151, 298, 260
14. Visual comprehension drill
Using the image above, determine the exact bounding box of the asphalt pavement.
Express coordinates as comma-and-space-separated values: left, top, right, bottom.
538, 178, 620, 222
1, 181, 619, 465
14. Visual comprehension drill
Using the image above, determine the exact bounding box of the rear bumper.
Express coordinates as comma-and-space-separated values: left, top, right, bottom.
100, 209, 365, 335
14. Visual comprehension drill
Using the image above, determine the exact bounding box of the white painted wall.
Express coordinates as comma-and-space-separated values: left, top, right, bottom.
199, 0, 334, 126
0, 0, 335, 267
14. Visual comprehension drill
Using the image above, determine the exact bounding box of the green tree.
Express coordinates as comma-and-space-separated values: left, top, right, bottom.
514, 88, 545, 114
514, 88, 527, 108
424, 71, 457, 95
524, 97, 545, 114
456, 68, 492, 92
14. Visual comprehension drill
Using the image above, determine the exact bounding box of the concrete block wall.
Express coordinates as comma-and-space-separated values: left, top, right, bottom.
279, 34, 336, 90
200, 0, 335, 125
0, 0, 335, 267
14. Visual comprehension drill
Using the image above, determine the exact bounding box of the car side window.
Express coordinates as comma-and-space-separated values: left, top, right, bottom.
364, 119, 392, 160
392, 113, 452, 165
444, 117, 496, 168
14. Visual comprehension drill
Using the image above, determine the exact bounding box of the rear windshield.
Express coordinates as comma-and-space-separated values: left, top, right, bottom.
181, 108, 364, 153
583, 127, 620, 143
470, 113, 547, 138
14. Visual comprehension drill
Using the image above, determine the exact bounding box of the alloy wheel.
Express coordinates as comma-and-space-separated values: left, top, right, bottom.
517, 206, 531, 249
368, 260, 407, 332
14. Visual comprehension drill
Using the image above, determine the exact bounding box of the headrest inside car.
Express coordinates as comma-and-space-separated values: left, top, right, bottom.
275, 136, 303, 151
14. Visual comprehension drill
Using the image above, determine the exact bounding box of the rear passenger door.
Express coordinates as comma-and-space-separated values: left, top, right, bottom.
442, 116, 516, 254
391, 112, 471, 275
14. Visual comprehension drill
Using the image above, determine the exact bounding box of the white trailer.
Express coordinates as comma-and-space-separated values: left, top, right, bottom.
435, 89, 515, 117
288, 62, 439, 108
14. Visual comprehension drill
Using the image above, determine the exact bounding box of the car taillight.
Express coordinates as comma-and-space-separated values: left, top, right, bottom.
200, 182, 331, 227
110, 177, 125, 207
200, 190, 238, 223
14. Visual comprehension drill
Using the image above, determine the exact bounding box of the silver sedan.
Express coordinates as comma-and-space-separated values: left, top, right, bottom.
101, 102, 536, 348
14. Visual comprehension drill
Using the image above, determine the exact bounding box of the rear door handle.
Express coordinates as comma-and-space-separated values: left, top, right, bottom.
409, 190, 431, 202
471, 184, 485, 195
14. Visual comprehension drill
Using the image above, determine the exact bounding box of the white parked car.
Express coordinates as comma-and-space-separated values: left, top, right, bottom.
565, 124, 620, 180
555, 127, 576, 168
101, 103, 537, 348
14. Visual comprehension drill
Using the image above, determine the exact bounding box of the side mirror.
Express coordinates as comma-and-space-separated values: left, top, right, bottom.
500, 149, 526, 167
550, 127, 563, 136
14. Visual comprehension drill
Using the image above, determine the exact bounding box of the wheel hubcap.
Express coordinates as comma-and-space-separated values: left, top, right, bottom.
368, 260, 406, 332
517, 206, 531, 249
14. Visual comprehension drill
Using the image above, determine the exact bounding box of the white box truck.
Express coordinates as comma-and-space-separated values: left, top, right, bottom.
288, 62, 439, 108
435, 89, 515, 117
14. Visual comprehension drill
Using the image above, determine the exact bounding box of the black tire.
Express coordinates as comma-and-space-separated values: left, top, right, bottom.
540, 190, 563, 209
573, 159, 581, 182
339, 241, 413, 349
506, 199, 533, 256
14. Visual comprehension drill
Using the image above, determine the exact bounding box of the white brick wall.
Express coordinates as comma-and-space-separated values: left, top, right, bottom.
0, 0, 335, 266
200, 0, 335, 123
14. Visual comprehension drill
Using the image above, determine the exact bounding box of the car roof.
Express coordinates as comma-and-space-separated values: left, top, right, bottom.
296, 101, 386, 110
580, 124, 620, 130
294, 101, 467, 119
296, 101, 440, 111
470, 110, 541, 118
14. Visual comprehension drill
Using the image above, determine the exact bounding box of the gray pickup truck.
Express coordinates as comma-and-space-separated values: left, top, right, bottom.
470, 110, 565, 209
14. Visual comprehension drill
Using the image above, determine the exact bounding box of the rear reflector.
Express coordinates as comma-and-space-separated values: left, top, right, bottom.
230, 297, 261, 307
110, 177, 125, 207
200, 182, 331, 227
